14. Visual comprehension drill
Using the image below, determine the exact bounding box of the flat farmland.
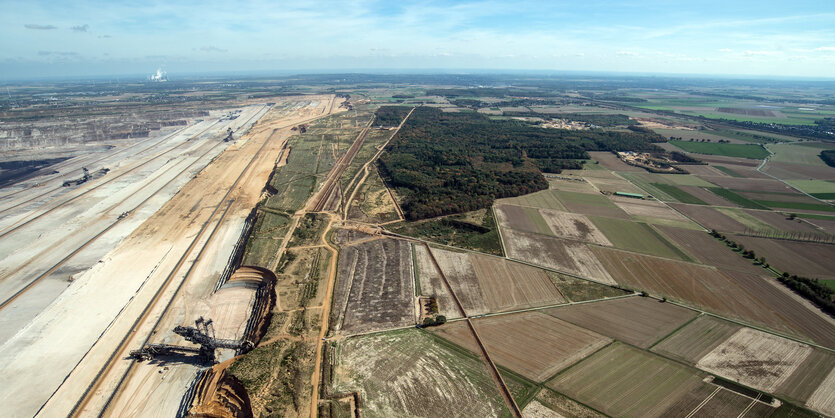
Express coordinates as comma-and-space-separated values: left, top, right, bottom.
545, 296, 697, 348
768, 143, 832, 167
747, 209, 824, 234
547, 272, 630, 302
547, 176, 598, 193
651, 315, 742, 364
432, 312, 611, 381
679, 185, 737, 206
588, 151, 644, 171
589, 216, 692, 261
655, 226, 763, 274
806, 367, 835, 417
727, 234, 835, 279
331, 329, 510, 417
696, 328, 812, 393
776, 349, 835, 409
702, 176, 800, 193
556, 191, 631, 219
331, 238, 414, 334
431, 247, 566, 315
609, 195, 692, 222
532, 389, 605, 418
502, 229, 616, 285
547, 342, 708, 418
413, 245, 460, 319
538, 208, 611, 245
669, 140, 770, 159
670, 203, 747, 232
664, 386, 775, 418
715, 207, 779, 232
497, 189, 565, 210
584, 174, 644, 194
494, 204, 553, 236
590, 246, 801, 336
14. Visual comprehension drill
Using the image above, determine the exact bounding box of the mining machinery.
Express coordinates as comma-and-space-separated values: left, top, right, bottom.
129, 317, 253, 364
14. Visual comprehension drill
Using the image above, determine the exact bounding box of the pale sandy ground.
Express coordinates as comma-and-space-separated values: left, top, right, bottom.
522, 400, 564, 418
0, 96, 335, 417
806, 366, 835, 417
696, 327, 812, 393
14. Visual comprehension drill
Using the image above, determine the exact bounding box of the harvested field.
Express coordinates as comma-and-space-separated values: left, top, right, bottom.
468, 254, 566, 312
556, 191, 631, 219
331, 239, 414, 334
494, 204, 553, 236
533, 389, 604, 418
651, 315, 741, 364
432, 312, 611, 381
670, 203, 747, 232
715, 207, 780, 232
498, 189, 565, 211
806, 367, 835, 417
521, 400, 562, 418
431, 247, 566, 315
609, 196, 692, 222
589, 151, 644, 172
537, 208, 611, 245
545, 296, 697, 348
696, 154, 762, 167
727, 234, 835, 280
546, 177, 597, 194
584, 175, 644, 194
736, 190, 820, 204
777, 349, 835, 408
679, 185, 738, 206
546, 272, 629, 302
413, 245, 460, 319
502, 229, 615, 285
590, 246, 804, 337
331, 329, 510, 417
696, 328, 813, 393
658, 384, 769, 417
655, 226, 763, 274
548, 342, 707, 417
589, 216, 692, 261
703, 176, 799, 193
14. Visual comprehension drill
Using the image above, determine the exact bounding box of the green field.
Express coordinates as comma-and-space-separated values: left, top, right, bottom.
651, 183, 707, 205
715, 207, 779, 232
554, 190, 616, 206
784, 180, 835, 198
589, 216, 692, 261
755, 200, 835, 213
769, 143, 835, 166
548, 342, 708, 417
707, 187, 770, 209
499, 189, 566, 210
713, 165, 745, 177
670, 140, 769, 159
242, 210, 292, 268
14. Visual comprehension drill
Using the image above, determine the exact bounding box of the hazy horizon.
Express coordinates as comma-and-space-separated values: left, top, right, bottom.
2, 0, 834, 80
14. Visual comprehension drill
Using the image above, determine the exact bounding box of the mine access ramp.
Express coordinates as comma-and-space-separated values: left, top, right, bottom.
129, 317, 252, 364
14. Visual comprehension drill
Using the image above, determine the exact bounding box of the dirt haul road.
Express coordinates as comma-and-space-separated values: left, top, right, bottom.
0, 95, 337, 418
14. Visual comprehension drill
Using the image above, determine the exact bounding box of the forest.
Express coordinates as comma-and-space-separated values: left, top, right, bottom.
377, 106, 664, 219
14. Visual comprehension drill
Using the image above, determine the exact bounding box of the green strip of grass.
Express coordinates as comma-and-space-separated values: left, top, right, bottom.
811, 192, 835, 199
706, 187, 770, 210
796, 213, 835, 220
712, 165, 744, 178
669, 140, 770, 159
755, 200, 835, 213
650, 183, 707, 205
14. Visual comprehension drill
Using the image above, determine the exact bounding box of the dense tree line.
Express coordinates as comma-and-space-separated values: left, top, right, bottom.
374, 106, 412, 127
378, 107, 664, 220
820, 149, 835, 168
778, 273, 835, 315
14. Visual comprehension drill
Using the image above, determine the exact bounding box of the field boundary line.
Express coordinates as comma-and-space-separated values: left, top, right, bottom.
478, 293, 639, 320
647, 313, 703, 350
541, 340, 616, 385
491, 205, 508, 257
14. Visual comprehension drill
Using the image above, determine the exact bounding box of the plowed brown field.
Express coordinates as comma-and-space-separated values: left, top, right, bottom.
545, 296, 697, 348
432, 311, 611, 381
502, 229, 615, 285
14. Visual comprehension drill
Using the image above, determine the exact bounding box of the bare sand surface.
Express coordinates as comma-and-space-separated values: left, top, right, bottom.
0, 96, 335, 417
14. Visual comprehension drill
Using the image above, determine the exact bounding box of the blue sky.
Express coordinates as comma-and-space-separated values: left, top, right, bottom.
1, 0, 834, 80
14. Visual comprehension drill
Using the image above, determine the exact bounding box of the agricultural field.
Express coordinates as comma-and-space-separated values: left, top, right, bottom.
493, 204, 554, 236
768, 142, 834, 167
330, 329, 511, 417
330, 238, 415, 334
545, 296, 697, 348
497, 189, 566, 210
432, 312, 611, 381
588, 151, 645, 172
776, 349, 835, 413
589, 216, 692, 260
555, 190, 631, 219
546, 272, 630, 302
429, 247, 566, 315
501, 228, 616, 285
529, 389, 605, 418
696, 328, 813, 393
655, 226, 764, 273
669, 140, 770, 159
726, 234, 835, 279
670, 203, 749, 232
784, 179, 835, 199
412, 245, 460, 319
538, 208, 611, 245
651, 315, 742, 364
547, 342, 713, 418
